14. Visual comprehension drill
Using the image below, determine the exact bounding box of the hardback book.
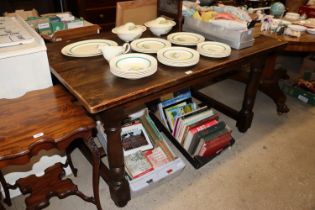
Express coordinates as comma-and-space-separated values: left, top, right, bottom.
196, 132, 232, 157
181, 113, 220, 149
165, 102, 196, 132
144, 146, 170, 169
172, 106, 209, 137
121, 122, 154, 156
158, 90, 193, 131
124, 150, 154, 179
176, 108, 215, 144
182, 118, 218, 151
187, 121, 226, 155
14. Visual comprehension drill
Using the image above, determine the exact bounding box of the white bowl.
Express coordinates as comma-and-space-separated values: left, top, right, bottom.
145, 17, 176, 36
285, 12, 300, 21
112, 23, 146, 42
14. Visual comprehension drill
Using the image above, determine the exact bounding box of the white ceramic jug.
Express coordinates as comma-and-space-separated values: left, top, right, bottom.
100, 43, 130, 62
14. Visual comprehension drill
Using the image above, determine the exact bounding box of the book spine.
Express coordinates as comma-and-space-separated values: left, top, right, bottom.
187, 121, 226, 154
160, 91, 192, 107
197, 132, 232, 157
140, 115, 157, 145
183, 119, 218, 150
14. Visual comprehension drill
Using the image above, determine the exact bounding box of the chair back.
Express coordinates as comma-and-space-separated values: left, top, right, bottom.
116, 0, 157, 26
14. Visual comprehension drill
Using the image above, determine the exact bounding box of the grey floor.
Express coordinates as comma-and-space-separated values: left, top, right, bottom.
4, 59, 315, 210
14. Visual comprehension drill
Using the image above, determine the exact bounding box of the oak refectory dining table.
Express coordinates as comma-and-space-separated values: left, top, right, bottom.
46, 33, 286, 207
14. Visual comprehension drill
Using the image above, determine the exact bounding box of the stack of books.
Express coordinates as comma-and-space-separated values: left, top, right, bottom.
121, 113, 176, 180
159, 90, 233, 158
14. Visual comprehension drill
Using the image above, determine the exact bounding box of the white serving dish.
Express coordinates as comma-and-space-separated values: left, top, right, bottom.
284, 12, 300, 21
167, 32, 205, 46
110, 53, 158, 79
306, 28, 315, 35
157, 47, 200, 67
197, 41, 231, 58
61, 39, 118, 57
112, 22, 146, 42
288, 24, 307, 32
144, 17, 176, 36
130, 38, 171, 54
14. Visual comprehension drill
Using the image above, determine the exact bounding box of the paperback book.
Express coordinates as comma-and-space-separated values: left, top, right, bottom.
121, 122, 154, 156
124, 150, 154, 179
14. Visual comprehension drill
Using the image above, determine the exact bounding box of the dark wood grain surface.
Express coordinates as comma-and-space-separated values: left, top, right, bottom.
47, 33, 286, 114
261, 31, 315, 53
0, 85, 95, 167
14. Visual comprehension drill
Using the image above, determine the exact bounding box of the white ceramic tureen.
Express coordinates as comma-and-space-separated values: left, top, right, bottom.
112, 22, 146, 42
144, 17, 176, 36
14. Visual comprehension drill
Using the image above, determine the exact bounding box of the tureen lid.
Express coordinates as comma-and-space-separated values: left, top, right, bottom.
145, 17, 176, 28
112, 22, 146, 34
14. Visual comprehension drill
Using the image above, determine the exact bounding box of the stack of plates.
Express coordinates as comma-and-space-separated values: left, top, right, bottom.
197, 41, 231, 58
157, 47, 200, 67
167, 32, 205, 46
110, 53, 157, 79
130, 38, 171, 53
61, 39, 118, 57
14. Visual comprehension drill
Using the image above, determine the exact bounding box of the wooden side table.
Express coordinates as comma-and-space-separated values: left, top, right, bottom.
0, 85, 101, 210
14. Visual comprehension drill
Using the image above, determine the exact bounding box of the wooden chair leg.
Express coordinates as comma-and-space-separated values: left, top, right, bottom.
65, 147, 78, 177
0, 171, 11, 206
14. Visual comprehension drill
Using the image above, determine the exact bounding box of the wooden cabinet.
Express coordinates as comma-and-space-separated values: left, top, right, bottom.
70, 0, 129, 31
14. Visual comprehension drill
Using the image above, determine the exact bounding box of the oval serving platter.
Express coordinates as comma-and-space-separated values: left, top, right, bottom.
61, 39, 118, 57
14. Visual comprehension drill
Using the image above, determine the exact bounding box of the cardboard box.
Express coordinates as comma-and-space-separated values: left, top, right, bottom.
183, 17, 254, 49
282, 72, 315, 106
4, 9, 38, 20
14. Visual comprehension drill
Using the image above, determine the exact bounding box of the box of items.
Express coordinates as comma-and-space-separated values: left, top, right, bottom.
183, 16, 254, 49
96, 109, 186, 197
282, 72, 315, 106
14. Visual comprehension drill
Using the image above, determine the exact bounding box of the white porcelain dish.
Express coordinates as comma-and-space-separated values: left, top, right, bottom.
306, 28, 315, 35
288, 24, 306, 32
112, 22, 146, 42
197, 41, 231, 58
167, 32, 205, 46
157, 47, 200, 67
110, 53, 157, 79
144, 17, 176, 36
130, 38, 171, 53
61, 39, 118, 57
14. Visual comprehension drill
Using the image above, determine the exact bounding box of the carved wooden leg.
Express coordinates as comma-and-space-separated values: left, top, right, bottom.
0, 171, 11, 206
100, 108, 130, 207
83, 137, 102, 210
65, 147, 78, 177
259, 53, 290, 114
237, 57, 265, 132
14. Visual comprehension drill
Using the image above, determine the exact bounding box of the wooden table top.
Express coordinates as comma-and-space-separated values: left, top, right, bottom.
0, 86, 95, 166
47, 34, 286, 114
261, 31, 315, 53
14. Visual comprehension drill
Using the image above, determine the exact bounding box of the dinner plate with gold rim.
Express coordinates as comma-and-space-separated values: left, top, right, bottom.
61, 39, 118, 57
167, 32, 205, 46
130, 38, 171, 53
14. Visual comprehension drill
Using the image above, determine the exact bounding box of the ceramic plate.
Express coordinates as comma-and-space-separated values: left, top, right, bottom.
130, 38, 171, 53
61, 39, 118, 57
197, 41, 231, 58
306, 28, 315, 35
167, 32, 205, 46
157, 47, 200, 67
288, 24, 306, 32
110, 53, 157, 79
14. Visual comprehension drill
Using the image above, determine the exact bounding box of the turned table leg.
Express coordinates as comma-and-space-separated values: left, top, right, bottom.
100, 108, 130, 207
237, 57, 265, 132
260, 53, 290, 114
